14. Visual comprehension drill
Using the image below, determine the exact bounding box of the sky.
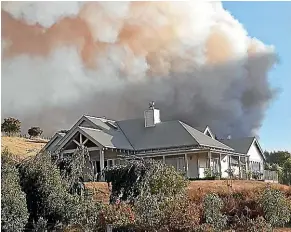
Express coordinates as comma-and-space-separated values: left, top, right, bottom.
223, 1, 291, 152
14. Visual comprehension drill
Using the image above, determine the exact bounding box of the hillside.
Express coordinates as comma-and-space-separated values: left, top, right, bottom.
1, 136, 48, 159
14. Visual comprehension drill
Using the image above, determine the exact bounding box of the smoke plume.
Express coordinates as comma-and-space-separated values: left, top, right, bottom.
1, 1, 277, 138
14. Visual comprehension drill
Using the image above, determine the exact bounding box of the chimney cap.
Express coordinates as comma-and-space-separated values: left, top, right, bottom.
149, 101, 155, 109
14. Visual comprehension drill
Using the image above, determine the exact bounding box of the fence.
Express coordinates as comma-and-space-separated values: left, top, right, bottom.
264, 170, 279, 183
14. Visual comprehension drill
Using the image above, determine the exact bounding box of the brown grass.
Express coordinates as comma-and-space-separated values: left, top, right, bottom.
84, 182, 110, 204
85, 180, 291, 204
187, 180, 291, 202
1, 136, 48, 160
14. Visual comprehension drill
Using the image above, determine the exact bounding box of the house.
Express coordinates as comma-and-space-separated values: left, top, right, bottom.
43, 102, 275, 182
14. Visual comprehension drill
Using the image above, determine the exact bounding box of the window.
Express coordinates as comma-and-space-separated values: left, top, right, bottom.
91, 161, 100, 174
115, 159, 121, 166
177, 157, 185, 172
106, 159, 116, 168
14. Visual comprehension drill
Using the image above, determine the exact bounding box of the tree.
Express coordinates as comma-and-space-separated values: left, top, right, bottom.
1, 149, 29, 232
28, 127, 43, 138
265, 150, 291, 167
1, 117, 21, 136
282, 158, 291, 185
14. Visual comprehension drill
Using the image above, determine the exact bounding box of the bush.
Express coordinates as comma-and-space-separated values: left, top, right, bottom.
134, 192, 165, 231
162, 193, 201, 231
203, 193, 227, 231
233, 215, 272, 232
100, 202, 135, 230
18, 152, 82, 230
134, 192, 200, 231
1, 117, 21, 136
259, 186, 290, 227
1, 149, 29, 232
104, 159, 188, 203
28, 127, 43, 138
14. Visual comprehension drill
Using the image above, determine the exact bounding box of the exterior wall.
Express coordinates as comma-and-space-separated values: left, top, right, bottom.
220, 154, 229, 178
90, 150, 100, 161
104, 150, 120, 160
165, 155, 185, 173
247, 142, 264, 173
188, 154, 198, 178
198, 153, 208, 178
187, 152, 208, 178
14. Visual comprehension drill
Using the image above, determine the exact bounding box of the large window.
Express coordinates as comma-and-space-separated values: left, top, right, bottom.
165, 156, 185, 173
250, 161, 261, 171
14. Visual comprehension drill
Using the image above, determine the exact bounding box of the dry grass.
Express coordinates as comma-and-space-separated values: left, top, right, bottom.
187, 180, 291, 201
1, 136, 48, 160
84, 182, 110, 204
85, 180, 291, 204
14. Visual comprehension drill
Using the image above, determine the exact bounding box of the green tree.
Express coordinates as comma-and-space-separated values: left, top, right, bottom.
282, 158, 291, 185
1, 117, 21, 136
1, 149, 29, 232
265, 150, 291, 167
28, 127, 43, 138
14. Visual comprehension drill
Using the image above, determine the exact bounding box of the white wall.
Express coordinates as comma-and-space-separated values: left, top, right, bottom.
188, 154, 198, 178
220, 154, 229, 178
247, 141, 264, 172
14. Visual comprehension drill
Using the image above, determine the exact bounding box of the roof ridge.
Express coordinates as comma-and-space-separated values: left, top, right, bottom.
178, 121, 200, 145
220, 136, 255, 141
78, 126, 102, 132
115, 122, 136, 150
179, 121, 234, 151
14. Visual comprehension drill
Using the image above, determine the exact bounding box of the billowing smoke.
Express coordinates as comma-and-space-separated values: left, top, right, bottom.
1, 1, 277, 138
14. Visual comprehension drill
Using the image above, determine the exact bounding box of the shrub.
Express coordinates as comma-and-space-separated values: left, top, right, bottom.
104, 158, 188, 203
133, 192, 200, 231
203, 193, 227, 231
162, 193, 201, 231
1, 149, 29, 232
28, 127, 43, 138
33, 217, 48, 232
56, 146, 93, 194
71, 199, 104, 232
18, 152, 82, 230
134, 192, 165, 230
1, 117, 21, 136
100, 202, 135, 230
259, 186, 290, 227
233, 215, 272, 232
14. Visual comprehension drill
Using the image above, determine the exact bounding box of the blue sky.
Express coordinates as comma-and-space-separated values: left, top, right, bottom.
223, 2, 291, 152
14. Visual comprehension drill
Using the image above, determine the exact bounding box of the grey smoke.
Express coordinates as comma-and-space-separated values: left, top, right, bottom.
2, 51, 278, 138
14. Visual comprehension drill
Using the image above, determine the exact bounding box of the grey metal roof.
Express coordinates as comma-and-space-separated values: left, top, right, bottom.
48, 115, 235, 153
116, 119, 233, 151
78, 126, 133, 150
116, 119, 198, 150
180, 122, 233, 150
219, 137, 255, 154
42, 132, 65, 152
194, 126, 207, 133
